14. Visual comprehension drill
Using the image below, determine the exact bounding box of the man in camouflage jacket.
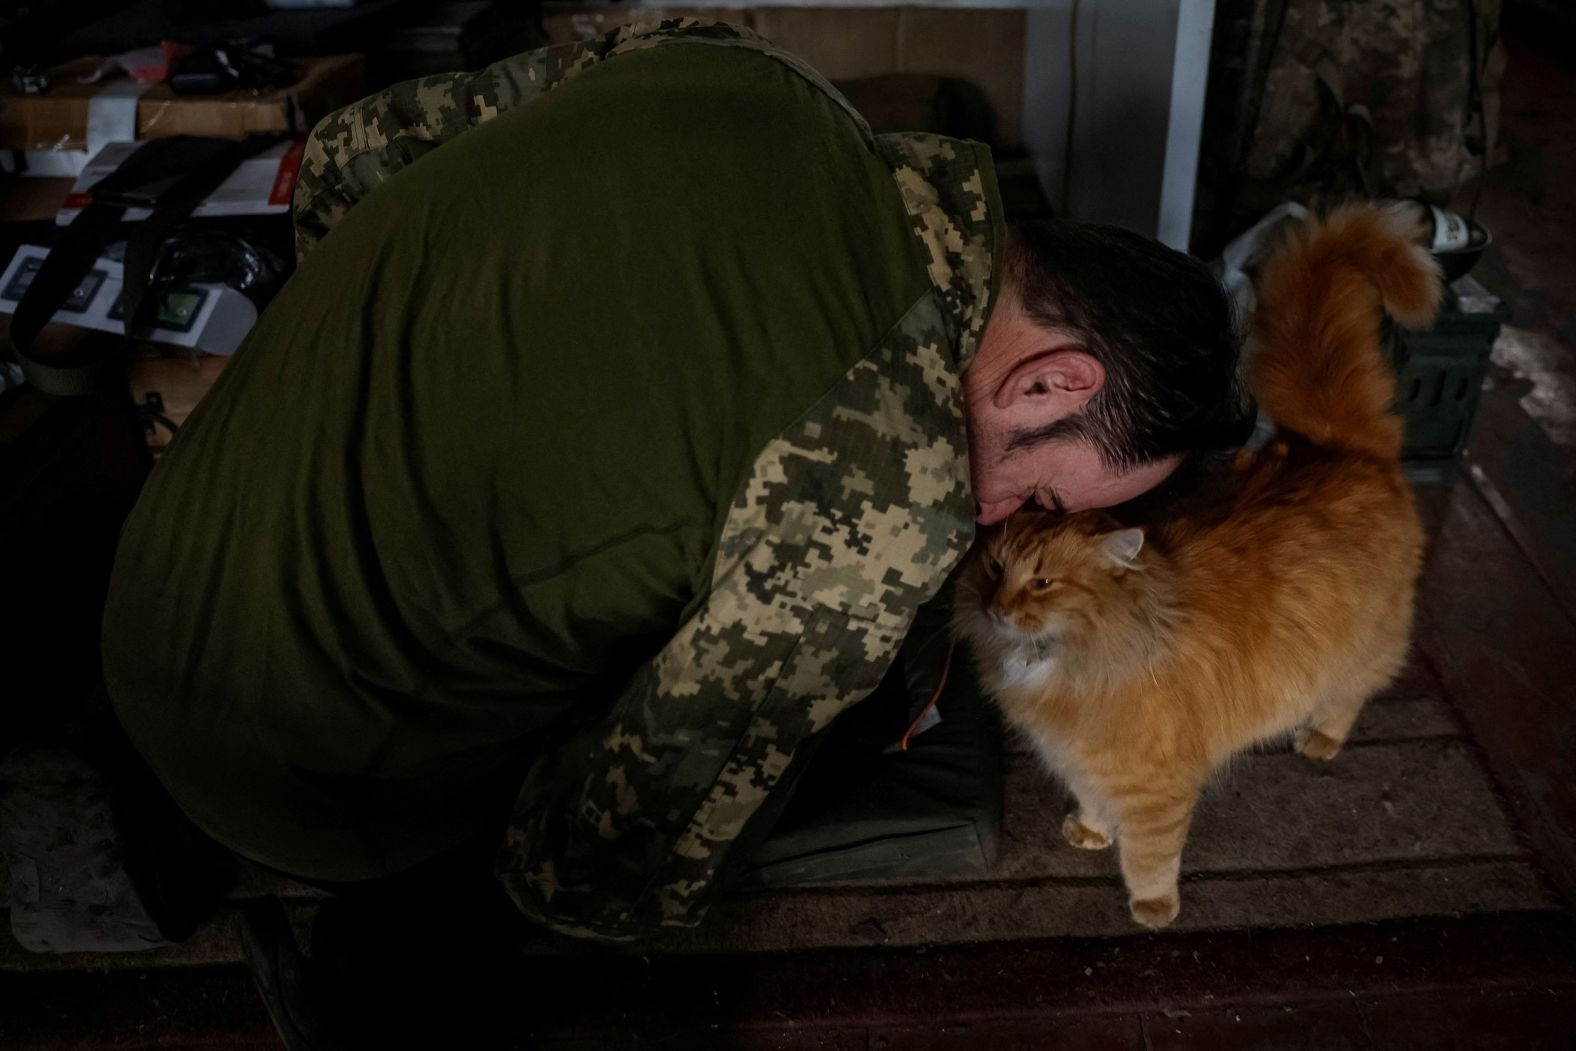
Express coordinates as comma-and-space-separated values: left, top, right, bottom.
102, 20, 1249, 942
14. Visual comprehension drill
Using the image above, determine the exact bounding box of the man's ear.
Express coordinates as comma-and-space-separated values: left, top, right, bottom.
991, 350, 1106, 412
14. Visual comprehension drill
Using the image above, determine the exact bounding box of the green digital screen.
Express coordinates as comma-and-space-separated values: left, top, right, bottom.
108, 288, 207, 333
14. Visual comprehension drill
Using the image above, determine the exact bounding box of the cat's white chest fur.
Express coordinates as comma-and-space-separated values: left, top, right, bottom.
997, 643, 1059, 690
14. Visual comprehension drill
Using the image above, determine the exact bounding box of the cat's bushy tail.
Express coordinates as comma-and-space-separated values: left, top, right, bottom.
1250, 203, 1442, 460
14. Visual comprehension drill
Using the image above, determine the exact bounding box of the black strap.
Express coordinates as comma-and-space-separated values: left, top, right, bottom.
8, 134, 283, 397
7, 200, 129, 396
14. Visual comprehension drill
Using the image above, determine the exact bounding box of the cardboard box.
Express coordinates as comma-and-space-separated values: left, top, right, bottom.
837, 74, 967, 139
756, 7, 1025, 144
750, 8, 901, 82
0, 176, 75, 222
896, 9, 1025, 147
540, 8, 750, 45
541, 6, 1027, 145
0, 53, 366, 152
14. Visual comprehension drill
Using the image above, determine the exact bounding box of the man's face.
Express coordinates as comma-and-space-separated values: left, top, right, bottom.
963, 279, 1179, 525
968, 435, 1179, 525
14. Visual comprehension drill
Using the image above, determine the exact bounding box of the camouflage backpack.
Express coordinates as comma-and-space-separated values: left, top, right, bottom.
1194, 0, 1505, 254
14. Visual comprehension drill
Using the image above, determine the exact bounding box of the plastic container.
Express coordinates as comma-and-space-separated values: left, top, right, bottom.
1391, 275, 1504, 479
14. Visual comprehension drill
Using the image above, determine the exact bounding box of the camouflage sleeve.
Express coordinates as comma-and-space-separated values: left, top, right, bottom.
495, 295, 977, 942
292, 18, 764, 259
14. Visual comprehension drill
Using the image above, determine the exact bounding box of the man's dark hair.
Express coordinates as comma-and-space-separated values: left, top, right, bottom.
1004, 219, 1256, 471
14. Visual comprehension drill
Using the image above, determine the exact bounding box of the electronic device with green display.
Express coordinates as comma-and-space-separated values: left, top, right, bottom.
0, 243, 256, 356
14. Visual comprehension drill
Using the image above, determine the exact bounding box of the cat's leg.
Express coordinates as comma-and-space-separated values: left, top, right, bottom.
1062, 801, 1113, 851
1111, 783, 1198, 929
1059, 770, 1114, 850
1298, 623, 1411, 761
1029, 734, 1114, 850
1062, 812, 1112, 850
1296, 710, 1358, 760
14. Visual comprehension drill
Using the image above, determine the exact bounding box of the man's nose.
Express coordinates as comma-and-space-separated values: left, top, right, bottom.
976, 498, 1025, 525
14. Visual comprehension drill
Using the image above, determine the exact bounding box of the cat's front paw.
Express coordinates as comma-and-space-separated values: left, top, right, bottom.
1296, 727, 1344, 761
1129, 892, 1180, 929
1061, 814, 1112, 850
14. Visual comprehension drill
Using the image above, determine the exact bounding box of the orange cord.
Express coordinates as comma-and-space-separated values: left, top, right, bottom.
899, 635, 958, 751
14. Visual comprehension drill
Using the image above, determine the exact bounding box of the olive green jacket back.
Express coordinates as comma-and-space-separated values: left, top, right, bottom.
103, 19, 1002, 941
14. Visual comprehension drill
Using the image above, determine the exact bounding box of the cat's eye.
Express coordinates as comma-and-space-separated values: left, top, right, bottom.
1032, 578, 1055, 591
984, 556, 1002, 578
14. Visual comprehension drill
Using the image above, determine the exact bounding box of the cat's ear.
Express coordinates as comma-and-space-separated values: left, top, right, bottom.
1098, 528, 1145, 569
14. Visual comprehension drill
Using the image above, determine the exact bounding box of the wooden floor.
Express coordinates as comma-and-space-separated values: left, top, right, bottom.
682, 675, 1554, 952
4, 439, 1572, 1050
2, 639, 1548, 978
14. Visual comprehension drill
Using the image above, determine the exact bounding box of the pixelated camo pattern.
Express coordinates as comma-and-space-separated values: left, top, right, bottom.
877, 133, 998, 372
495, 291, 978, 939
1246, 0, 1501, 202
293, 20, 998, 941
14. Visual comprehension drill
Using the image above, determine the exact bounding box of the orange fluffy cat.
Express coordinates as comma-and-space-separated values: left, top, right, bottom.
954, 204, 1440, 929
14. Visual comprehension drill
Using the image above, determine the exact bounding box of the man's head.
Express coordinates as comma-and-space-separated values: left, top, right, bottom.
964, 220, 1255, 524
